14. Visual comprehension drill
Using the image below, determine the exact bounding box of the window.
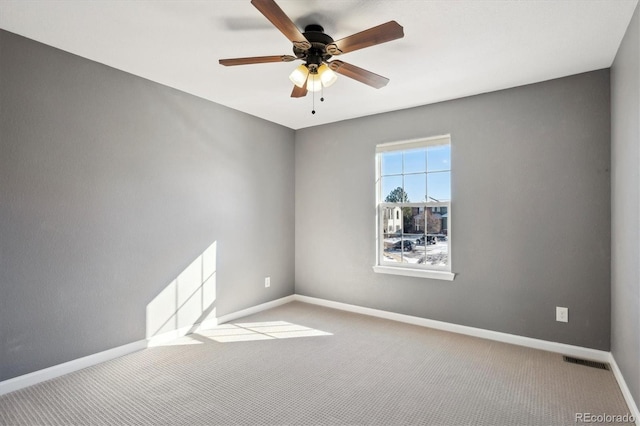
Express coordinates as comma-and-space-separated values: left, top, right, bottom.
374, 135, 455, 280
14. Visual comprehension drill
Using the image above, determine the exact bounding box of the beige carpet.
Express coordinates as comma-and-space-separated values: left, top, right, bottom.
0, 301, 632, 425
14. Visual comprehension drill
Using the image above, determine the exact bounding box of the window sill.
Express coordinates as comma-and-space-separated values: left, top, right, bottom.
373, 265, 456, 281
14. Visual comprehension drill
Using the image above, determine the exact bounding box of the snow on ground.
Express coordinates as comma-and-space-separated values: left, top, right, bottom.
383, 237, 448, 266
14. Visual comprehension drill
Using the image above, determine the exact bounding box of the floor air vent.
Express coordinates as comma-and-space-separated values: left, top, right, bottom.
563, 356, 610, 370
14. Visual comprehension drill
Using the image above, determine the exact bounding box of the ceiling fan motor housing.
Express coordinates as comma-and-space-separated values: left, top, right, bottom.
294, 24, 335, 71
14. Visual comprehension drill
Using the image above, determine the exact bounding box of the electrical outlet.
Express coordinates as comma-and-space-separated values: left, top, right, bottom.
556, 306, 568, 323
265, 277, 270, 288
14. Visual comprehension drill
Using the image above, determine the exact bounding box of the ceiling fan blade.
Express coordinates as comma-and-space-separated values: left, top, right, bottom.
326, 21, 404, 55
251, 0, 311, 50
291, 74, 308, 98
291, 83, 308, 98
329, 60, 389, 89
219, 55, 297, 66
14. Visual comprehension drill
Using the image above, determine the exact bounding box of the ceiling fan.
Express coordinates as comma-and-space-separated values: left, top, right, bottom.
219, 0, 404, 104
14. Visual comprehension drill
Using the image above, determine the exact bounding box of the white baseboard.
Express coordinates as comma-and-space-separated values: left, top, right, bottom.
294, 294, 611, 362
609, 354, 640, 425
217, 295, 296, 325
0, 339, 147, 396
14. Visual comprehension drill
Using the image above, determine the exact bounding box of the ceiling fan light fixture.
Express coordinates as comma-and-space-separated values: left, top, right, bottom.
306, 73, 322, 92
318, 64, 337, 88
289, 64, 309, 88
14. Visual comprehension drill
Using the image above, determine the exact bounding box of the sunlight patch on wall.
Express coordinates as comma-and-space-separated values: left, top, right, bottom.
146, 241, 217, 346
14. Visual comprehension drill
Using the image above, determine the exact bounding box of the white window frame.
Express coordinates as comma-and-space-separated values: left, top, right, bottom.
373, 135, 455, 281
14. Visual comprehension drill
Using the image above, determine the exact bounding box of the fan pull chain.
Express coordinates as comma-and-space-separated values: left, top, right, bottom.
311, 84, 325, 115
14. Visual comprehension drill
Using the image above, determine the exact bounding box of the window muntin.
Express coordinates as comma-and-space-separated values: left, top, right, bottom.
376, 136, 451, 272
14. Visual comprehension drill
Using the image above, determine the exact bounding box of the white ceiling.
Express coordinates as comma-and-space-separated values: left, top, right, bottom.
0, 0, 637, 130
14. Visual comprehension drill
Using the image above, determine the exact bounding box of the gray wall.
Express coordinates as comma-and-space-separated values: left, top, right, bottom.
0, 30, 295, 381
295, 70, 611, 350
611, 3, 640, 408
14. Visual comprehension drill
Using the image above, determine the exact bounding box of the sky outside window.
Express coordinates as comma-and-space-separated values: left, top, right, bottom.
380, 145, 451, 202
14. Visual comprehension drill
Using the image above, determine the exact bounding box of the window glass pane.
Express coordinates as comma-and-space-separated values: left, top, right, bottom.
382, 207, 402, 235
386, 237, 415, 264
400, 237, 417, 264
382, 206, 402, 264
404, 173, 426, 203
381, 151, 402, 176
381, 176, 403, 202
401, 207, 419, 234
425, 207, 448, 267
402, 206, 424, 264
427, 171, 451, 202
381, 207, 424, 265
382, 234, 402, 264
412, 206, 426, 234
403, 148, 426, 174
427, 144, 451, 172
